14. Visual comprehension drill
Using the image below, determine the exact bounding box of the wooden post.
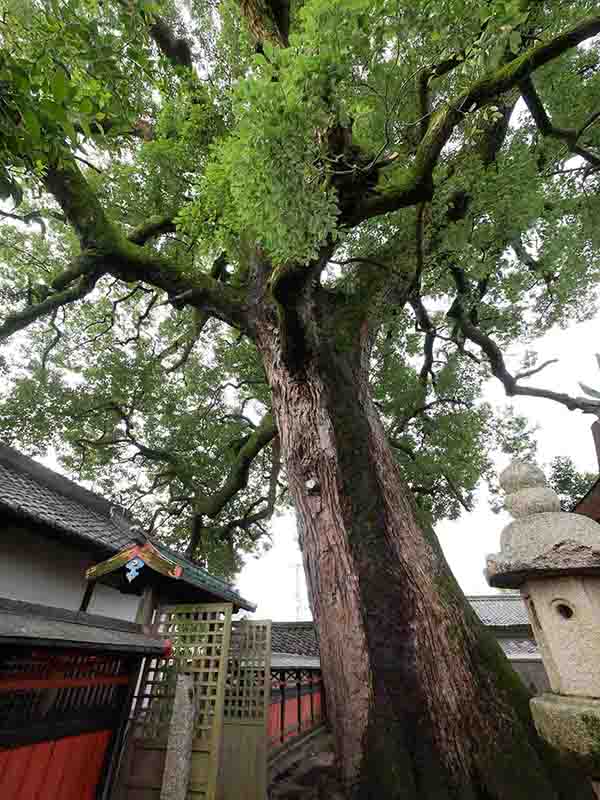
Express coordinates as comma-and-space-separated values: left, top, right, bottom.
160, 675, 197, 800
135, 585, 157, 629
279, 671, 286, 744
79, 581, 95, 613
296, 670, 302, 736
309, 671, 314, 727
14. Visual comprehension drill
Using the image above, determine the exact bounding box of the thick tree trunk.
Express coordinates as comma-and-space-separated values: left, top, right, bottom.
255, 317, 592, 800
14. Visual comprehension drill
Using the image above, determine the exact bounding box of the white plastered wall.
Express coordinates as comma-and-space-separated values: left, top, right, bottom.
0, 522, 139, 621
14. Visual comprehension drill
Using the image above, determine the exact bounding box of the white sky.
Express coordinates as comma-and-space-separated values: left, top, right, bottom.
237, 316, 600, 620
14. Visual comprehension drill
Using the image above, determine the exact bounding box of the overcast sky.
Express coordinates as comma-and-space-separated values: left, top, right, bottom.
237, 316, 600, 620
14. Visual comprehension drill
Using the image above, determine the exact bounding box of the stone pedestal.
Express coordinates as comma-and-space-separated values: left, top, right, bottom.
531, 694, 600, 777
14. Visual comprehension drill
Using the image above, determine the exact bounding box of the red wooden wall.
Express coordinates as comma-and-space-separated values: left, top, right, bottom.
0, 729, 111, 800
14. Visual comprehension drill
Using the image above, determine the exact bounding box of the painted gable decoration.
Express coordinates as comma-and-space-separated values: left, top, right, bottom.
125, 557, 145, 583
86, 541, 184, 584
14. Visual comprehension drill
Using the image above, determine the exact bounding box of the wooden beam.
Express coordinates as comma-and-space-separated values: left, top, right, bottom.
0, 675, 130, 691
85, 545, 140, 581
85, 542, 183, 583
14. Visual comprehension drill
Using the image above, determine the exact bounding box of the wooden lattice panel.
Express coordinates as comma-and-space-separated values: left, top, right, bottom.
131, 603, 232, 746
223, 619, 271, 722
217, 620, 271, 800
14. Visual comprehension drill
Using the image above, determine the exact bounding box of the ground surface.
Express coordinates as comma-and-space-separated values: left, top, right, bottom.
268, 730, 344, 800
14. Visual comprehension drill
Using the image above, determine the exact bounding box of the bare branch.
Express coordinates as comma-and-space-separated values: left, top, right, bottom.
40, 311, 62, 370
458, 316, 600, 414
185, 422, 279, 559
520, 76, 600, 168
514, 358, 559, 381
410, 295, 435, 386
195, 412, 277, 519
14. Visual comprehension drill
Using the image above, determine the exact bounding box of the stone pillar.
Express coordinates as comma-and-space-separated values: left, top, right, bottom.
486, 461, 600, 784
160, 675, 197, 800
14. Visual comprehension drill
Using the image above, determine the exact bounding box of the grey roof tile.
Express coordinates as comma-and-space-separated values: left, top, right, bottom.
498, 637, 540, 659
271, 653, 321, 669
271, 622, 320, 657
0, 450, 134, 554
468, 594, 530, 626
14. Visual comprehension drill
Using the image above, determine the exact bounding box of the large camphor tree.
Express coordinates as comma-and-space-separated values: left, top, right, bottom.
2, 0, 600, 796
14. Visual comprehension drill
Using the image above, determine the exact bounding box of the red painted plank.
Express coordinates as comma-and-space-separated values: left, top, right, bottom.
42, 740, 68, 798
0, 743, 34, 797
80, 731, 111, 800
50, 736, 77, 799
78, 732, 99, 800
0, 748, 11, 779
19, 740, 55, 800
73, 732, 103, 800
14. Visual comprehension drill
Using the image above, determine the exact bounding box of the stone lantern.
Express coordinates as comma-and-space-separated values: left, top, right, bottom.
486, 461, 600, 794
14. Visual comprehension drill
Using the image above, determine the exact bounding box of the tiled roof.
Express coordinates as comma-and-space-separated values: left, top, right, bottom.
271, 622, 319, 657
0, 598, 166, 656
0, 445, 135, 554
0, 444, 254, 611
272, 595, 534, 660
468, 594, 529, 627
498, 638, 540, 660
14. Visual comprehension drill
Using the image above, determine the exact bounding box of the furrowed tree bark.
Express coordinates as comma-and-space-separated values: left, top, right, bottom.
254, 304, 593, 800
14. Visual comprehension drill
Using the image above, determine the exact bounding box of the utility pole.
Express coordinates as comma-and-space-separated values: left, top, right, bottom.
288, 561, 305, 620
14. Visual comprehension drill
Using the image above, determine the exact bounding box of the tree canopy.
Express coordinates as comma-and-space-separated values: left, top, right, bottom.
1, 0, 600, 578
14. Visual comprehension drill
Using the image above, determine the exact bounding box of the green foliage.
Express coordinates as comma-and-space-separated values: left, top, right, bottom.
1, 0, 600, 581
178, 50, 341, 264
0, 284, 277, 578
548, 456, 597, 511
0, 0, 165, 194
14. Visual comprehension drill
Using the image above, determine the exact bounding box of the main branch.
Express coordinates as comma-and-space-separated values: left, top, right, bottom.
354, 14, 600, 223
195, 412, 277, 519
0, 159, 252, 341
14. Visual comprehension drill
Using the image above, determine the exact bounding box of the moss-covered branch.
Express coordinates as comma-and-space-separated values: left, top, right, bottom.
0, 268, 100, 341
355, 13, 600, 223
38, 160, 253, 335
128, 214, 177, 245
194, 412, 277, 519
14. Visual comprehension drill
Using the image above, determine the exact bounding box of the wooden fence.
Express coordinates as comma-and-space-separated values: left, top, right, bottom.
268, 667, 325, 751
0, 648, 139, 800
